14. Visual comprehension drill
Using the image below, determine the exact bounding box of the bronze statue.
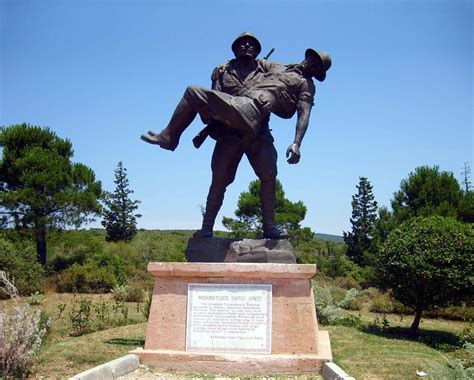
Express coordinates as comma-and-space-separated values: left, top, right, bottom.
142, 33, 331, 239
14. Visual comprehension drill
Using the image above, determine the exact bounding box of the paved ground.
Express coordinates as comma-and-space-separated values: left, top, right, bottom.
117, 365, 323, 380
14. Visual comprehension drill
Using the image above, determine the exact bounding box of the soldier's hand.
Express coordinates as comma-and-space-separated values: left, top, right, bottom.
286, 143, 301, 164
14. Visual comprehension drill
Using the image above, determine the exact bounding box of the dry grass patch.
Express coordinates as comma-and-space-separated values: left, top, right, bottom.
33, 323, 146, 378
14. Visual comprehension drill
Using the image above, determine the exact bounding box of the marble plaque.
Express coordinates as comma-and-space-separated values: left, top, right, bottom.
186, 283, 272, 354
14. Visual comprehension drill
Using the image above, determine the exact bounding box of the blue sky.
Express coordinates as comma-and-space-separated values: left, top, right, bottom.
1, 0, 472, 235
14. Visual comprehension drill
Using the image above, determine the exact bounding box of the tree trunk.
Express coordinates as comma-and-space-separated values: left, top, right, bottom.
35, 221, 47, 266
409, 306, 423, 337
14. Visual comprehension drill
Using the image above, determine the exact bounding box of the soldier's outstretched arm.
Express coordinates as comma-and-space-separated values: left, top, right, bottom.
286, 101, 312, 164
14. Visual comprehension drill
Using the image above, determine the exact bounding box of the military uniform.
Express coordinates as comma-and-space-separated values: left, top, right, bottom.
201, 58, 278, 237
195, 59, 314, 237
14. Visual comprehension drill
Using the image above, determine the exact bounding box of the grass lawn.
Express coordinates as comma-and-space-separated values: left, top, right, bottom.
327, 325, 454, 379
34, 323, 146, 378
7, 292, 148, 378
2, 292, 470, 379
325, 310, 470, 379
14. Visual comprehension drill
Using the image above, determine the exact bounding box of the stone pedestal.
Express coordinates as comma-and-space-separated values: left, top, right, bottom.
130, 262, 332, 376
185, 237, 296, 263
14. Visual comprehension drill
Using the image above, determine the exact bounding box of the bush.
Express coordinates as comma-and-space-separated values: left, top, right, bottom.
0, 238, 44, 297
334, 276, 361, 290
458, 326, 474, 346
90, 251, 126, 285
48, 230, 103, 272
69, 297, 92, 336
342, 297, 363, 311
128, 270, 154, 290
27, 292, 45, 306
0, 271, 48, 378
370, 296, 395, 314
111, 284, 129, 301
313, 283, 358, 325
125, 286, 144, 302
335, 314, 366, 329
56, 251, 126, 293
424, 304, 474, 321
56, 263, 118, 293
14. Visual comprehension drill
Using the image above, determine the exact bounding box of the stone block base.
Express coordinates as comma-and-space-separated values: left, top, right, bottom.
131, 262, 332, 376
131, 331, 331, 375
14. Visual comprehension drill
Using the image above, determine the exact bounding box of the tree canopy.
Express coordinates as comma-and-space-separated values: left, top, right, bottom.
101, 161, 140, 242
391, 165, 463, 223
376, 215, 473, 336
222, 179, 309, 238
0, 123, 102, 265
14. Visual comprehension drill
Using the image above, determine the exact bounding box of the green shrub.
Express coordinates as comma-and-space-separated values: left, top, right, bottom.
358, 287, 381, 300
128, 270, 154, 290
0, 238, 44, 297
125, 286, 144, 302
56, 251, 126, 293
369, 313, 391, 332
48, 230, 103, 272
313, 284, 358, 325
334, 276, 361, 290
111, 284, 143, 302
90, 251, 126, 285
69, 297, 92, 336
424, 304, 474, 321
335, 314, 366, 329
50, 251, 88, 273
27, 292, 45, 306
458, 326, 474, 346
370, 296, 395, 314
342, 297, 363, 311
111, 284, 129, 301
56, 263, 118, 293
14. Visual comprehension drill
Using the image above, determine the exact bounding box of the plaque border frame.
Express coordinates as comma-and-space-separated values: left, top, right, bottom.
186, 283, 272, 354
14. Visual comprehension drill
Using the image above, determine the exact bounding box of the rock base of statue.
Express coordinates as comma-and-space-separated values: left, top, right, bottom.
130, 262, 332, 376
185, 237, 296, 263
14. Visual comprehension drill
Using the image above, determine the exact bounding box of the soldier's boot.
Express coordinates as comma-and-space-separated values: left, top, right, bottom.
193, 187, 225, 238
141, 97, 197, 151
261, 179, 290, 239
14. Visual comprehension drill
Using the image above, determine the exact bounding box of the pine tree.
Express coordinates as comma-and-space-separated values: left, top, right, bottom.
101, 162, 140, 242
343, 176, 378, 266
391, 166, 463, 223
0, 123, 102, 265
222, 179, 308, 238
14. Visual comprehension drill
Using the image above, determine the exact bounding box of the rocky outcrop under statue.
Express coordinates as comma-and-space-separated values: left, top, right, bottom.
185, 237, 296, 263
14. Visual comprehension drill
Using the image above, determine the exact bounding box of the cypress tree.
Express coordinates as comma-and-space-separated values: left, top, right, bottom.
343, 176, 378, 266
102, 162, 140, 242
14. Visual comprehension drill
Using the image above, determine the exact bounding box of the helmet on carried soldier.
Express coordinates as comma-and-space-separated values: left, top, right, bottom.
305, 49, 332, 82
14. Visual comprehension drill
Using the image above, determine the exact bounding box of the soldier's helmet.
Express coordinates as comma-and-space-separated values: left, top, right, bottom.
305, 49, 332, 82
231, 32, 262, 57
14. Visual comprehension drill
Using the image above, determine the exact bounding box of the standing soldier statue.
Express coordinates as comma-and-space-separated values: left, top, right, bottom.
142, 33, 331, 239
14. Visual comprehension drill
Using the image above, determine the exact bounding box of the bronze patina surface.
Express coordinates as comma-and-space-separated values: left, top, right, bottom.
141, 33, 331, 240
